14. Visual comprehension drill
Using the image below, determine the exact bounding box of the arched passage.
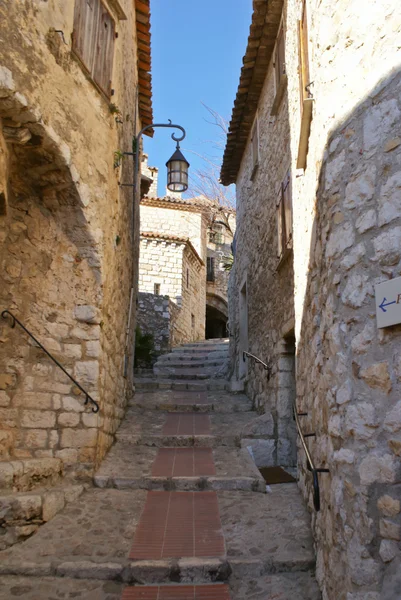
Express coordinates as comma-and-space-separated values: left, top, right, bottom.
205, 294, 228, 339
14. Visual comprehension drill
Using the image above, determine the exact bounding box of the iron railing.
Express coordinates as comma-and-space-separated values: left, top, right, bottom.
243, 350, 271, 378
1, 310, 100, 413
294, 404, 329, 511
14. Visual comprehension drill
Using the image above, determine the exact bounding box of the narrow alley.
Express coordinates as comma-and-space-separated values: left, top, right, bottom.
0, 340, 320, 599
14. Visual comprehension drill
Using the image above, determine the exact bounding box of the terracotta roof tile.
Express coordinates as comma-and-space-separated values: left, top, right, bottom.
135, 0, 153, 133
220, 0, 283, 185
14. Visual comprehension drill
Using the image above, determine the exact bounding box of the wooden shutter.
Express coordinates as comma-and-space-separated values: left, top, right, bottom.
93, 2, 115, 96
251, 118, 259, 170
298, 1, 310, 106
72, 0, 100, 73
282, 171, 292, 246
275, 27, 285, 88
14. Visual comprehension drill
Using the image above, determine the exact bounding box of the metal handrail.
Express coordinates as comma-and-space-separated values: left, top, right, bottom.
243, 350, 270, 378
1, 310, 100, 413
293, 403, 329, 511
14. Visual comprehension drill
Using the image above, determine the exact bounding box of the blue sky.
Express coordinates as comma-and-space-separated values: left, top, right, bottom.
144, 0, 252, 198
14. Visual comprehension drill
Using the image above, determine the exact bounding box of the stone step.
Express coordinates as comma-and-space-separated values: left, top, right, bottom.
117, 409, 261, 446
229, 572, 321, 599
0, 484, 84, 551
155, 358, 226, 367
134, 378, 229, 391
171, 347, 224, 355
0, 458, 64, 493
179, 340, 228, 349
94, 445, 265, 493
0, 486, 315, 583
152, 368, 212, 380
0, 574, 321, 599
127, 390, 253, 413
0, 576, 124, 599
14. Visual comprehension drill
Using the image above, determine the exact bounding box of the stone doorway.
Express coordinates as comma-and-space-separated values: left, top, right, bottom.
277, 330, 297, 467
205, 304, 227, 339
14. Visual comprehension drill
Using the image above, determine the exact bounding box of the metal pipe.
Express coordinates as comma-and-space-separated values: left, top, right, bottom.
293, 403, 329, 511
1, 310, 99, 413
123, 286, 134, 378
242, 350, 269, 370
133, 120, 186, 199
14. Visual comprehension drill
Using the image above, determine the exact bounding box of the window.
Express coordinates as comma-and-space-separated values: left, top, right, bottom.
72, 0, 116, 97
271, 23, 288, 116
186, 268, 189, 288
250, 116, 259, 178
277, 170, 293, 259
191, 314, 195, 328
207, 257, 215, 282
154, 283, 160, 295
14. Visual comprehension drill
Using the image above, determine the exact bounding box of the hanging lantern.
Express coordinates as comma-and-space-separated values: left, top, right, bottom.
166, 143, 190, 192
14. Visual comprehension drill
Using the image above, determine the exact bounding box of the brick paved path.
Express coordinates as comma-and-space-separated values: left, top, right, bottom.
0, 340, 321, 599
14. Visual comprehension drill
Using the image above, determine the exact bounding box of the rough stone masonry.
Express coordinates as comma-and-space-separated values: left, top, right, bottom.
0, 0, 151, 480
222, 0, 401, 598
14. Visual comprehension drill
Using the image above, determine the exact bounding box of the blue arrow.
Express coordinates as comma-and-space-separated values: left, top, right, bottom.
379, 297, 396, 312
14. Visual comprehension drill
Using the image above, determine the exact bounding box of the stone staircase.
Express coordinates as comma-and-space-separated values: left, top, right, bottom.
136, 338, 231, 390
0, 457, 84, 551
0, 340, 321, 599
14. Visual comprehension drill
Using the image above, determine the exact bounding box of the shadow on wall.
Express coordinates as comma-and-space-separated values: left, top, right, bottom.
0, 115, 107, 462
136, 292, 181, 366
206, 304, 228, 339
297, 68, 401, 598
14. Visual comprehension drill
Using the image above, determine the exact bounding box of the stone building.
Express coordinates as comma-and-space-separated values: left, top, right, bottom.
136, 155, 236, 357
206, 209, 236, 339
221, 0, 401, 598
0, 0, 152, 495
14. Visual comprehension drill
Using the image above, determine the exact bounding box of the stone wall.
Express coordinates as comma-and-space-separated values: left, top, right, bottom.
137, 293, 172, 359
138, 234, 205, 346
139, 237, 184, 302
228, 34, 296, 468
141, 203, 206, 260
228, 0, 401, 597
206, 221, 233, 307
0, 0, 144, 477
179, 244, 206, 343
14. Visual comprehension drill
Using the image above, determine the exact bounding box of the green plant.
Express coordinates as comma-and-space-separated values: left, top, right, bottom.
134, 326, 155, 368
109, 102, 121, 116
222, 253, 234, 272
114, 149, 124, 169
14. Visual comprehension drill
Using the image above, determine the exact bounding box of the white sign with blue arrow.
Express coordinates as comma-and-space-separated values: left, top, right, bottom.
375, 276, 401, 328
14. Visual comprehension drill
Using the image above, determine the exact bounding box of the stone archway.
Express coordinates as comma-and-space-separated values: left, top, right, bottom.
206, 293, 228, 339
0, 70, 104, 470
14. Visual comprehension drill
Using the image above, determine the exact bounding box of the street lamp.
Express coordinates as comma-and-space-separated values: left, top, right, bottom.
166, 143, 190, 192
131, 120, 189, 197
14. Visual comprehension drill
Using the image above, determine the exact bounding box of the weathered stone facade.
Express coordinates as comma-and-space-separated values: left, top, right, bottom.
0, 0, 152, 481
138, 231, 205, 347
222, 0, 401, 598
138, 157, 236, 348
206, 212, 236, 339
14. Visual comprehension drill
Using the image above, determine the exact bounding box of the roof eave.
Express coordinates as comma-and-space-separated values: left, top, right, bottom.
220, 0, 284, 185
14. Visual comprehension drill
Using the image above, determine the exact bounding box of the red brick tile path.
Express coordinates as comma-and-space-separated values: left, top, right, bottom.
121, 585, 231, 599
151, 448, 216, 477
129, 491, 225, 559
162, 413, 211, 436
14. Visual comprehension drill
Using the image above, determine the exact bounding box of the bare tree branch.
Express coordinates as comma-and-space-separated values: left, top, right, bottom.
186, 103, 235, 210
